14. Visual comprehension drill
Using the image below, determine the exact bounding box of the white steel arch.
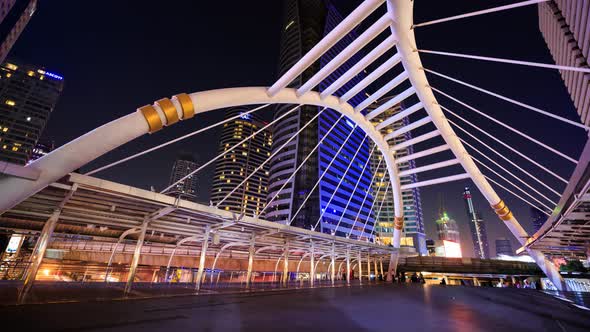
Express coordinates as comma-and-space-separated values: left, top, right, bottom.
386, 0, 565, 289
0, 87, 404, 247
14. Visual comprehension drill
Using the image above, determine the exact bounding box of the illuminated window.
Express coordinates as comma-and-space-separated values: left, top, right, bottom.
27, 71, 34, 77
5, 73, 10, 78
5, 63, 17, 70
37, 69, 46, 74
39, 75, 44, 80
2, 127, 7, 132
11, 146, 18, 151
5, 100, 15, 106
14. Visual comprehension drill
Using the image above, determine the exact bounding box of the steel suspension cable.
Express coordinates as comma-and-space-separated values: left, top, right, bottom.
432, 86, 578, 164
259, 114, 346, 218
367, 182, 391, 242
420, 49, 590, 74
484, 175, 551, 216
445, 114, 561, 196
215, 107, 328, 208
413, 0, 548, 28
289, 123, 362, 225
425, 68, 590, 131
472, 156, 553, 212
463, 139, 558, 206
86, 104, 272, 176
311, 134, 370, 231
161, 105, 301, 194
346, 157, 383, 238
332, 144, 377, 235
439, 104, 568, 184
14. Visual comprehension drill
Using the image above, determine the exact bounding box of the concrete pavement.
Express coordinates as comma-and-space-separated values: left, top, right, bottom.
1, 284, 589, 331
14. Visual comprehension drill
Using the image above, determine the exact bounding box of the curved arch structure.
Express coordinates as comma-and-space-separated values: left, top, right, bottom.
386, 0, 565, 289
0, 88, 403, 223
0, 0, 566, 290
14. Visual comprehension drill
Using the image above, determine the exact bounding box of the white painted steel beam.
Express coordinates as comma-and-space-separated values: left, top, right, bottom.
383, 116, 431, 141
268, 0, 385, 96
366, 86, 415, 120
400, 173, 470, 190
297, 14, 392, 95
375, 101, 423, 130
398, 158, 460, 177
321, 35, 397, 99
395, 144, 450, 164
354, 71, 408, 112
340, 54, 402, 102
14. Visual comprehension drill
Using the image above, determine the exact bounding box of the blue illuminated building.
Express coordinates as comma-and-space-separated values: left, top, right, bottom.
267, 0, 373, 240
317, 2, 374, 239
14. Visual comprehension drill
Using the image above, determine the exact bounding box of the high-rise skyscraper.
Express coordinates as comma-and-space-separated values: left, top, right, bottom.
538, 1, 590, 126
267, 0, 374, 240
463, 186, 490, 259
435, 211, 460, 244
495, 237, 513, 257
165, 153, 199, 202
530, 206, 546, 233
370, 98, 426, 254
211, 108, 272, 217
0, 1, 37, 64
0, 60, 64, 165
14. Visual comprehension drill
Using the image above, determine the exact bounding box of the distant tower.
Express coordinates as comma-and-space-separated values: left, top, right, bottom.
0, 60, 64, 165
495, 237, 513, 257
165, 153, 199, 201
462, 187, 490, 259
210, 108, 272, 217
435, 211, 461, 244
370, 97, 426, 254
530, 207, 546, 233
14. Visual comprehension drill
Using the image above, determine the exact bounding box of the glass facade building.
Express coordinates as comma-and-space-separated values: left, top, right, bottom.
266, 0, 374, 239
370, 98, 426, 254
211, 108, 273, 217
165, 154, 199, 202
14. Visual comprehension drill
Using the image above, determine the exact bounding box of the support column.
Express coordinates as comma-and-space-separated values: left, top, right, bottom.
124, 220, 148, 296
346, 247, 351, 284
330, 243, 335, 285
19, 211, 60, 303
106, 227, 139, 282
472, 277, 479, 287
245, 233, 255, 288
282, 240, 289, 287
310, 241, 315, 287
379, 257, 384, 277
367, 252, 371, 281
195, 225, 211, 291
357, 251, 363, 282
18, 185, 77, 303
164, 247, 178, 283
386, 252, 396, 282
374, 256, 378, 280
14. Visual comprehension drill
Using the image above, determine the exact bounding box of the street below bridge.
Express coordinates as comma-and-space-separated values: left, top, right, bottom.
1, 284, 589, 332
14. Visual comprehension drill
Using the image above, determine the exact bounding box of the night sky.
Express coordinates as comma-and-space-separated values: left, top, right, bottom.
10, 1, 587, 257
